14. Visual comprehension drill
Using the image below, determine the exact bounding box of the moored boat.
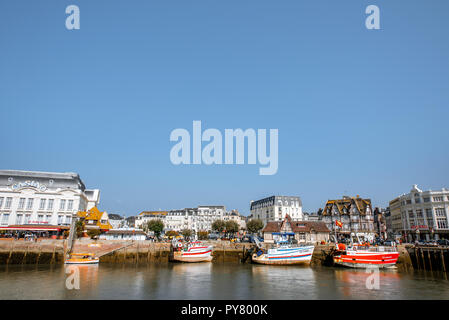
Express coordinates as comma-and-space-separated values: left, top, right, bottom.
333, 242, 399, 269
65, 253, 99, 264
252, 244, 315, 265
170, 240, 213, 263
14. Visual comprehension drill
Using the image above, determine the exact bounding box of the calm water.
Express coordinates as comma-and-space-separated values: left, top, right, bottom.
1, 263, 449, 300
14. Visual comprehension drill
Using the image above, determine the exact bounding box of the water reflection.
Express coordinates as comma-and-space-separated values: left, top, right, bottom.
1, 263, 449, 300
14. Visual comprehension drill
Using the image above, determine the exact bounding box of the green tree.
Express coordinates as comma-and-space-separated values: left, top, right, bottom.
87, 229, 102, 239
225, 220, 239, 238
212, 219, 226, 233
165, 230, 179, 238
246, 219, 264, 234
75, 220, 85, 238
197, 230, 209, 240
146, 219, 164, 239
181, 228, 193, 240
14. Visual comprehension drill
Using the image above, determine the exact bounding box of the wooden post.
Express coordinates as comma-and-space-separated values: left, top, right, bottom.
427, 250, 432, 271
420, 248, 425, 270
441, 249, 447, 273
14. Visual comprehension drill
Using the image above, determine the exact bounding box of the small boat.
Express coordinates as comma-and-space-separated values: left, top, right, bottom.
64, 253, 99, 264
332, 235, 399, 268
251, 244, 315, 265
251, 235, 315, 265
170, 240, 213, 263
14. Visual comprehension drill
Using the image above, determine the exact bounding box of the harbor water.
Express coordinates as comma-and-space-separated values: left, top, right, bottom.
1, 263, 449, 300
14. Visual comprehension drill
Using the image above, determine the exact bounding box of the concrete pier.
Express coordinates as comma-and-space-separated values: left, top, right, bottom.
2, 239, 443, 273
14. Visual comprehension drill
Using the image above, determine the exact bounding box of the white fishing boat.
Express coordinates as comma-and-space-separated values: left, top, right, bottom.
252, 244, 315, 265
170, 239, 213, 263
64, 253, 99, 264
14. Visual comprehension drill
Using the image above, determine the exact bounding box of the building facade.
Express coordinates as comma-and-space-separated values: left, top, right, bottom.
262, 215, 330, 244
0, 170, 100, 231
321, 195, 375, 242
250, 195, 303, 226
136, 205, 228, 233
389, 185, 449, 241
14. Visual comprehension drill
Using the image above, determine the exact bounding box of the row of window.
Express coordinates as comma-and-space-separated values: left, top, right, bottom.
0, 213, 72, 225
0, 197, 74, 211
404, 195, 449, 205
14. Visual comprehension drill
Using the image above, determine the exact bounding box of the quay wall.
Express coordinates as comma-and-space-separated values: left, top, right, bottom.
0, 239, 436, 273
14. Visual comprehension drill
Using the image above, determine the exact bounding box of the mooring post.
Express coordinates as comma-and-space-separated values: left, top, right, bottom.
421, 248, 425, 270
441, 249, 447, 273
427, 249, 432, 271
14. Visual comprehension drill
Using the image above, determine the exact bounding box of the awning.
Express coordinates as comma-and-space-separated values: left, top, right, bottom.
272, 232, 295, 236
0, 225, 69, 232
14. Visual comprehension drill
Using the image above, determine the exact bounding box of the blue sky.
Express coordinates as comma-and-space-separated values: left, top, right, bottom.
1, 0, 448, 216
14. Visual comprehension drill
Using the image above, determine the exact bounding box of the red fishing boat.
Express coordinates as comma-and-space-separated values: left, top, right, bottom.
333, 241, 399, 269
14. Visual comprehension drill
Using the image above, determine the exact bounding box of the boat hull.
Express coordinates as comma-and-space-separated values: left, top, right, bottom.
333, 251, 399, 269
64, 259, 99, 265
170, 245, 213, 263
252, 246, 314, 265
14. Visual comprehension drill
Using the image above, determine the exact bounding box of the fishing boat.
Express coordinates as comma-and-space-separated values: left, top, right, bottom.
64, 253, 99, 264
332, 234, 399, 268
251, 244, 315, 265
170, 240, 213, 263
251, 236, 315, 265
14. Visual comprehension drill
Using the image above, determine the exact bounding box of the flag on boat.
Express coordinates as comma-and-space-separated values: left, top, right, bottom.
335, 220, 343, 228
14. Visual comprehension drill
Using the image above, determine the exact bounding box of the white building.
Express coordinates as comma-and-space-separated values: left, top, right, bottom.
223, 209, 246, 231
0, 170, 100, 230
136, 205, 228, 233
99, 228, 146, 241
389, 185, 449, 241
250, 196, 303, 226
108, 213, 125, 229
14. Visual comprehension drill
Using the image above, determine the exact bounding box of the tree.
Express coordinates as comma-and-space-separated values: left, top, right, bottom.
225, 220, 239, 238
165, 230, 179, 238
146, 219, 164, 239
181, 228, 193, 240
75, 220, 85, 238
197, 231, 209, 240
87, 229, 101, 239
246, 219, 264, 234
212, 219, 226, 233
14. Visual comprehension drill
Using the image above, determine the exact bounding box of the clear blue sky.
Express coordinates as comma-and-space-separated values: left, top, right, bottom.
1, 0, 448, 216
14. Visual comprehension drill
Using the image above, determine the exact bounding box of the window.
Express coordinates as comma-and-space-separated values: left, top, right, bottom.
24, 215, 31, 224
18, 198, 25, 209
0, 197, 3, 208
26, 198, 33, 210
38, 215, 43, 222
423, 197, 430, 203
1, 214, 9, 225
47, 199, 54, 210
415, 197, 421, 204
435, 208, 446, 217
433, 196, 443, 202
59, 200, 66, 211
406, 199, 411, 204
65, 216, 72, 224
67, 200, 73, 211
58, 215, 63, 225
45, 215, 52, 223
16, 214, 23, 225
39, 199, 46, 210
5, 197, 12, 209
437, 219, 448, 229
